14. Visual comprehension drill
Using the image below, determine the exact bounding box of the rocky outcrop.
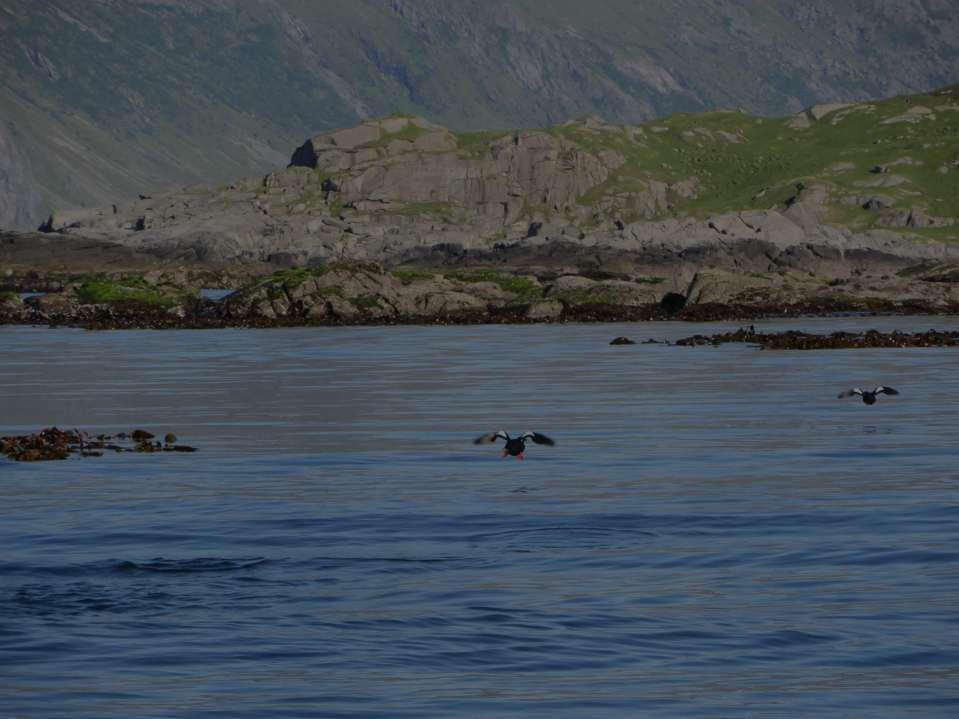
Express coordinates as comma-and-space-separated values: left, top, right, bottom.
28, 82, 959, 277
4, 255, 959, 331
289, 116, 619, 230
5, 85, 957, 328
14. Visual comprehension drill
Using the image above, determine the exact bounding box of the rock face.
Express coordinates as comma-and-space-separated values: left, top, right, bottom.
289, 117, 618, 232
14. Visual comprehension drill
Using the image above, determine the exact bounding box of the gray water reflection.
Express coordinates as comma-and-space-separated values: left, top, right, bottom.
1, 317, 958, 718
200, 288, 233, 301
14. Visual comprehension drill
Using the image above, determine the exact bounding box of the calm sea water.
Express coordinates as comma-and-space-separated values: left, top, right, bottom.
2, 318, 958, 718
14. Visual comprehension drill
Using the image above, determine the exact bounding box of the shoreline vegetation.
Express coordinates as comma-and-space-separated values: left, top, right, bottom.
2, 263, 958, 331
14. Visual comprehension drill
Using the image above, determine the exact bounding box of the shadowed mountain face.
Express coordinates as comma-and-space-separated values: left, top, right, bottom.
1, 0, 958, 229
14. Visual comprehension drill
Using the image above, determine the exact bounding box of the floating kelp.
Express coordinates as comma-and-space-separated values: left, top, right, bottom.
676, 328, 959, 350
1, 427, 197, 462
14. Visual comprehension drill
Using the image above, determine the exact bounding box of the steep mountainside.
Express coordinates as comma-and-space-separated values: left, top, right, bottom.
2, 0, 958, 229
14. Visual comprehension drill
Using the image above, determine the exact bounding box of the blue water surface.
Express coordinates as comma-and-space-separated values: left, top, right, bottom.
1, 318, 958, 718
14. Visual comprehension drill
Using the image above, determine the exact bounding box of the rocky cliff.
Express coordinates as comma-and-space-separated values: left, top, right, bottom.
3, 0, 959, 229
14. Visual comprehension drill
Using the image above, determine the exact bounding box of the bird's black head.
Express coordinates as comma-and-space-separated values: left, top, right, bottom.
862, 393, 877, 405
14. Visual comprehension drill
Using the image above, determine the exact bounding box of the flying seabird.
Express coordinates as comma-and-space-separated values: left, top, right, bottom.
473, 430, 555, 459
837, 386, 899, 405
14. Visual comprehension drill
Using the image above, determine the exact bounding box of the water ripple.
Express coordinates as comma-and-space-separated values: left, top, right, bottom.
3, 321, 959, 717
112, 557, 270, 574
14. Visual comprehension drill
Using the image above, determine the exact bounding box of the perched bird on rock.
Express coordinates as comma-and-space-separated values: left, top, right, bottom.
838, 386, 899, 405
473, 430, 555, 460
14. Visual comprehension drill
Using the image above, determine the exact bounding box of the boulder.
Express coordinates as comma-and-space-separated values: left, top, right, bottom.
28, 292, 80, 317
526, 300, 563, 320
0, 292, 24, 320
415, 291, 486, 316
808, 103, 853, 121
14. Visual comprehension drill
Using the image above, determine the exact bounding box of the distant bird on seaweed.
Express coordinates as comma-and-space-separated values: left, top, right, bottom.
473, 430, 555, 460
838, 386, 899, 405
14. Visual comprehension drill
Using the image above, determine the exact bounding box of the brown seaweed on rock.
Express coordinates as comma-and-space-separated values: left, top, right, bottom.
1, 427, 197, 462
675, 328, 959, 350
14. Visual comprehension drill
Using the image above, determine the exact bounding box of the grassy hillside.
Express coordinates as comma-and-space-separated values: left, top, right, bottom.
516, 86, 959, 239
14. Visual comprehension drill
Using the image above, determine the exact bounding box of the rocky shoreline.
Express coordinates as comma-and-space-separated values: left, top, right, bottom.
2, 266, 958, 331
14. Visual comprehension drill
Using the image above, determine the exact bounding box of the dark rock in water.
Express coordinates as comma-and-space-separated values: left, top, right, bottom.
660, 292, 687, 314
610, 336, 636, 345
170, 445, 198, 453
131, 429, 154, 442
676, 327, 959, 349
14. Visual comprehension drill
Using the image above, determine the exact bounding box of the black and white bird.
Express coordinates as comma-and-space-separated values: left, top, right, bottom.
473, 430, 555, 459
837, 386, 899, 405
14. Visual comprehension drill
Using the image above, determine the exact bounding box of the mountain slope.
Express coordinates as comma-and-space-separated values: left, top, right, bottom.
2, 0, 958, 229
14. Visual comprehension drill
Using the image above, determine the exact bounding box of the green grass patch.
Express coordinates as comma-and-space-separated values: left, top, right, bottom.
391, 269, 435, 285
455, 130, 511, 158
447, 269, 541, 301
75, 280, 183, 308
364, 122, 429, 149
897, 226, 959, 243
523, 89, 959, 227
256, 265, 330, 289
924, 267, 959, 282
896, 262, 941, 278
351, 294, 383, 309
550, 287, 620, 306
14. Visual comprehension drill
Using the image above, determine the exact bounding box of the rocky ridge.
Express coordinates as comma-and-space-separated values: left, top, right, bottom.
16, 85, 958, 316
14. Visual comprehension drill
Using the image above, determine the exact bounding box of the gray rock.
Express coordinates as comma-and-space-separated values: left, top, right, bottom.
415, 291, 486, 315
526, 300, 563, 320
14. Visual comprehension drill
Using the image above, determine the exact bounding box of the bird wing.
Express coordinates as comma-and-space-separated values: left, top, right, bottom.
473, 430, 509, 445
837, 388, 863, 399
521, 432, 555, 446
875, 386, 899, 395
